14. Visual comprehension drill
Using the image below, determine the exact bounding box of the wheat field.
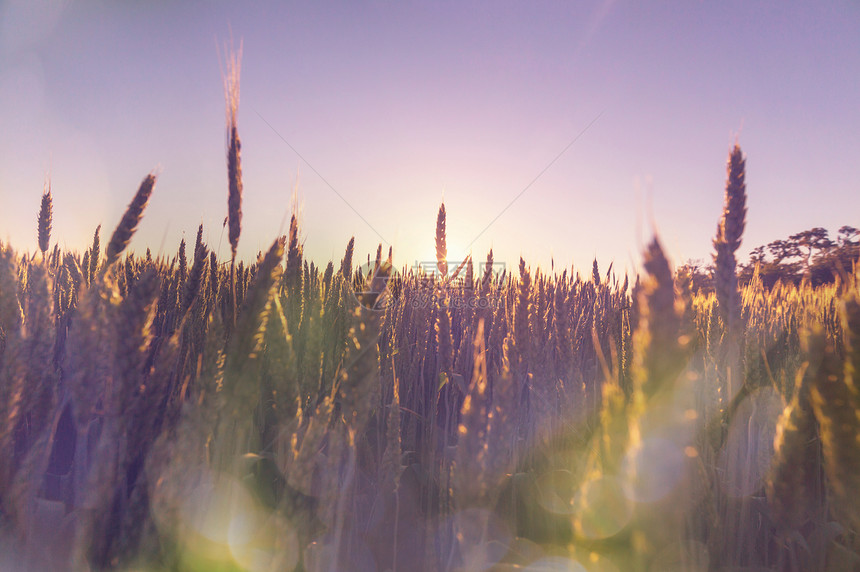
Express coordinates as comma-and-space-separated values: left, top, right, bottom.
0, 78, 858, 572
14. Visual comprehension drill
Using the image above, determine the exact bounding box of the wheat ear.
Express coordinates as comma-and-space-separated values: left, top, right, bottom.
37, 181, 52, 258
436, 203, 448, 278
104, 174, 156, 270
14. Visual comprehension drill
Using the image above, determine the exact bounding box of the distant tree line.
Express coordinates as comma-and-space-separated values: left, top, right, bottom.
683, 225, 860, 291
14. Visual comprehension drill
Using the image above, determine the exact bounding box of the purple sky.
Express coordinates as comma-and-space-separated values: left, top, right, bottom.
2, 1, 858, 276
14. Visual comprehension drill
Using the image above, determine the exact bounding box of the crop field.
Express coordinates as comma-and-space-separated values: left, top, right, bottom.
0, 72, 859, 572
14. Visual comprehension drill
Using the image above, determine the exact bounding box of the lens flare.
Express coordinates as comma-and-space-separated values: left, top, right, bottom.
649, 540, 709, 571
622, 437, 684, 503
574, 476, 634, 540
536, 469, 579, 514
447, 508, 513, 571
524, 556, 588, 571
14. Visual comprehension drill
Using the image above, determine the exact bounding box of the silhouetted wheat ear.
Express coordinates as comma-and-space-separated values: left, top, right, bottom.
105, 174, 156, 270
481, 248, 494, 291
340, 236, 355, 281
285, 215, 303, 291
436, 202, 447, 277
224, 44, 243, 260
194, 222, 204, 255
37, 182, 52, 257
632, 236, 685, 398
713, 144, 747, 329
182, 240, 208, 314
464, 255, 474, 288
89, 224, 101, 282
721, 145, 747, 249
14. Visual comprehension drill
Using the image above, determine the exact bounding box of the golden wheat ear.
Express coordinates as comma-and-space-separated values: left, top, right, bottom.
436, 202, 447, 278
810, 297, 860, 529
766, 326, 823, 532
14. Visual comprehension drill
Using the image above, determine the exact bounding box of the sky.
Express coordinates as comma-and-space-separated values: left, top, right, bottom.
1, 1, 859, 277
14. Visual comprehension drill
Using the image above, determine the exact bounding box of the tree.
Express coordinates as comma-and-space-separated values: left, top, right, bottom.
767, 239, 800, 268
749, 245, 766, 264
838, 225, 859, 248
789, 227, 834, 272
679, 259, 713, 292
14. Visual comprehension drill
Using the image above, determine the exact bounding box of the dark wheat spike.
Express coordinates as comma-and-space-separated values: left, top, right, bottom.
712, 144, 747, 330
194, 223, 204, 256
285, 215, 303, 291
105, 174, 156, 270
481, 249, 494, 291
89, 225, 101, 282
465, 255, 474, 288
225, 44, 243, 260
322, 261, 334, 294
340, 236, 355, 281
719, 145, 747, 252
37, 182, 52, 257
177, 238, 187, 282
209, 251, 219, 302
182, 241, 208, 314
632, 236, 686, 398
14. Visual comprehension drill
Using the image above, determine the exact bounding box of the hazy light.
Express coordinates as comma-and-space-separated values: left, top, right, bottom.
304, 536, 376, 572
449, 508, 513, 571
649, 540, 710, 572
536, 469, 578, 514
524, 556, 587, 571
574, 475, 634, 540
622, 437, 685, 503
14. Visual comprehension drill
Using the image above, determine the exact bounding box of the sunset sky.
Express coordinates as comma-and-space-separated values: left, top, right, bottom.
1, 1, 858, 276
